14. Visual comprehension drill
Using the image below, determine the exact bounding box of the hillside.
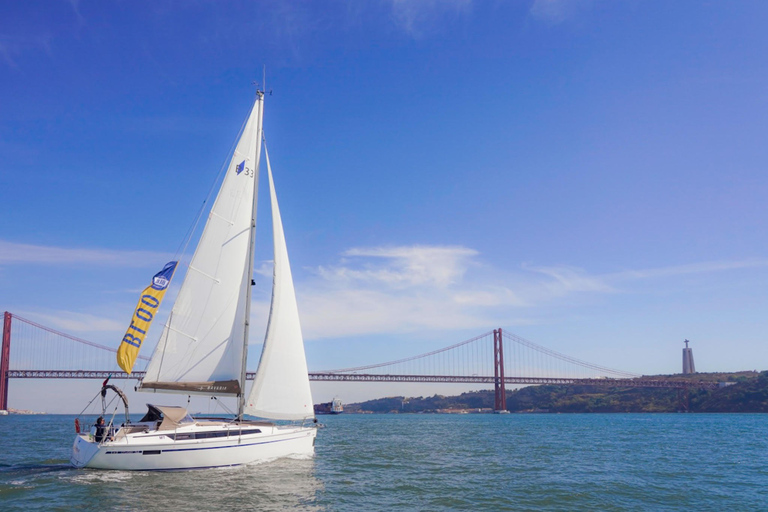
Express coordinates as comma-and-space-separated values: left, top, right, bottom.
344, 371, 768, 413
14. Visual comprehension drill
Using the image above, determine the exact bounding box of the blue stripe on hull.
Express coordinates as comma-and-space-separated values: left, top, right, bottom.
163, 435, 295, 453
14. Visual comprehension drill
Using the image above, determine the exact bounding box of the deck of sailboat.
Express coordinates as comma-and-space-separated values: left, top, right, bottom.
104, 419, 306, 442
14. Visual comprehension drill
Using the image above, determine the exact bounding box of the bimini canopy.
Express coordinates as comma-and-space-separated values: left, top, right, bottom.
139, 404, 194, 431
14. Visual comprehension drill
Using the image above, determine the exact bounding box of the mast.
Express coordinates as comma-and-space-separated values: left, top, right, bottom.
238, 90, 265, 418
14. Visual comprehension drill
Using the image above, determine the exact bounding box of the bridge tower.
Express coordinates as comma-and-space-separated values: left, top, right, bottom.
493, 328, 507, 412
1, 312, 11, 412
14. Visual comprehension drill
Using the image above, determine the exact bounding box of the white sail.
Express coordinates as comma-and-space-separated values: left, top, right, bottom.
141, 96, 263, 396
245, 145, 314, 420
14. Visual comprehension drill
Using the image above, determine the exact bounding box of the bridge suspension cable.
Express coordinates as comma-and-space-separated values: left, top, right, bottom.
8, 313, 148, 374
320, 331, 494, 373
12, 314, 149, 361
323, 329, 639, 379
4, 312, 639, 382
502, 331, 639, 378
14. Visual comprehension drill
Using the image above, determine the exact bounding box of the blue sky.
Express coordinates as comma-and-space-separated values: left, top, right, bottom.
2, 1, 768, 412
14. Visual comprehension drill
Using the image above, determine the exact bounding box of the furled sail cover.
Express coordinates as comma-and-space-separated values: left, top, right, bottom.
245, 146, 314, 420
140, 97, 263, 396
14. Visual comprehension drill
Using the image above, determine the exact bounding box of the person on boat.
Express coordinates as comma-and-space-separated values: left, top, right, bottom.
94, 416, 107, 443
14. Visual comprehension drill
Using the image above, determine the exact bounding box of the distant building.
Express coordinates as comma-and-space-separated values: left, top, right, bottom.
682, 339, 696, 374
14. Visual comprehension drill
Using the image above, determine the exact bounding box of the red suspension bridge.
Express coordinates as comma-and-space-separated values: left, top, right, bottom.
0, 312, 717, 412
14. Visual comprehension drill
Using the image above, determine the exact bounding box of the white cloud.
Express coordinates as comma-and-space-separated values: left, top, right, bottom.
0, 29, 58, 69
295, 244, 768, 340
299, 288, 498, 339
330, 245, 479, 288
67, 0, 86, 27
0, 240, 173, 267
10, 239, 765, 346
610, 259, 768, 282
298, 244, 522, 339
529, 0, 585, 25
254, 260, 274, 278
18, 310, 124, 333
0, 42, 15, 68
524, 264, 614, 294
389, 0, 472, 38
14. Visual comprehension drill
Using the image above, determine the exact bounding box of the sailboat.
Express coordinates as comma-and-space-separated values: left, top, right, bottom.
71, 90, 318, 471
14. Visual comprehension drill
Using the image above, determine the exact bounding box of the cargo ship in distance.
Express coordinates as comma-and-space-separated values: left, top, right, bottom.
314, 398, 343, 415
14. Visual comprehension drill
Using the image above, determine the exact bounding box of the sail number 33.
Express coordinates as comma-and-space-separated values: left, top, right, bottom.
236, 160, 254, 177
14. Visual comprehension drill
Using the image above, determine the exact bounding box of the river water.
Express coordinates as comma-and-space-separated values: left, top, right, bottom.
1, 413, 766, 511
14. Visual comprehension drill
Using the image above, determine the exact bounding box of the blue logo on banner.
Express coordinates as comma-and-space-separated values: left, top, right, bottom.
236, 161, 245, 175
150, 261, 178, 290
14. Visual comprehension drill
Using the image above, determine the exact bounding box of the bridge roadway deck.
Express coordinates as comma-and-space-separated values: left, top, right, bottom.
6, 370, 718, 389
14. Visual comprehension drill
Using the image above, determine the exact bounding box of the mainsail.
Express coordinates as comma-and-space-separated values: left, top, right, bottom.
140, 97, 263, 396
245, 145, 314, 420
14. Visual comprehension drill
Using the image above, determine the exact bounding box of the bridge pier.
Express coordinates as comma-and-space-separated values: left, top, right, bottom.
494, 328, 507, 412
1, 312, 11, 412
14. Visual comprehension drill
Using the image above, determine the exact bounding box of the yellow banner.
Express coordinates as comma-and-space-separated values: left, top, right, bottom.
117, 261, 177, 374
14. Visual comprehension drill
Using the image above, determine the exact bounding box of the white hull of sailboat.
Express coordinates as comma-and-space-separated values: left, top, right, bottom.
71, 425, 316, 471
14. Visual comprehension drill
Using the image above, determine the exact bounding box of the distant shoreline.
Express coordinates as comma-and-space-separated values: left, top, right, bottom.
344, 371, 768, 414
3, 408, 46, 415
